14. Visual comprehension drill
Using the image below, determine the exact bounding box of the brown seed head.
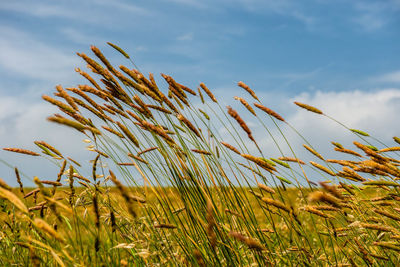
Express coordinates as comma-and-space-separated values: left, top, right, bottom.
310, 161, 336, 176
107, 42, 130, 59
234, 96, 256, 116
221, 142, 241, 155
303, 144, 324, 160
116, 121, 139, 147
278, 157, 305, 165
257, 183, 276, 194
42, 94, 76, 114
177, 114, 201, 138
254, 103, 285, 122
34, 141, 62, 157
261, 197, 290, 212
241, 154, 276, 172
237, 81, 259, 101
199, 83, 217, 102
3, 148, 40, 156
227, 106, 255, 142
294, 101, 323, 114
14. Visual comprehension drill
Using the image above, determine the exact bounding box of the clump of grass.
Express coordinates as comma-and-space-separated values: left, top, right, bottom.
1, 43, 400, 266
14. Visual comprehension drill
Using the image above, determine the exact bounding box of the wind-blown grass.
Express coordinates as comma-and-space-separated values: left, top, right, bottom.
1, 43, 400, 266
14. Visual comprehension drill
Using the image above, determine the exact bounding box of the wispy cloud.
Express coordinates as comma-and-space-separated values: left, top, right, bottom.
0, 2, 78, 19
163, 0, 206, 8
289, 88, 400, 141
61, 28, 106, 45
0, 26, 79, 82
353, 12, 387, 31
177, 32, 194, 41
373, 70, 400, 83
244, 88, 400, 171
0, 0, 151, 25
352, 1, 398, 31
233, 0, 316, 27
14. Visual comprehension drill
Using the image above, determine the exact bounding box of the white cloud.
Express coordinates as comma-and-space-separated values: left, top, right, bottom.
374, 70, 400, 83
352, 1, 393, 31
91, 0, 150, 14
0, 26, 79, 82
209, 85, 400, 161
163, 0, 206, 8
0, 0, 150, 23
0, 2, 79, 19
353, 13, 387, 31
286, 89, 400, 152
232, 0, 315, 27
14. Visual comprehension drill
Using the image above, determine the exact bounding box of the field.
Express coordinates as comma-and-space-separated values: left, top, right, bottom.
1, 44, 400, 266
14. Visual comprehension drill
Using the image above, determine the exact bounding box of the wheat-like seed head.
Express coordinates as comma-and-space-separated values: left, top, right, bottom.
294, 101, 323, 114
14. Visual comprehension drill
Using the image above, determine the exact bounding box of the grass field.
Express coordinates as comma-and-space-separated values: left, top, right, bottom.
1, 44, 400, 266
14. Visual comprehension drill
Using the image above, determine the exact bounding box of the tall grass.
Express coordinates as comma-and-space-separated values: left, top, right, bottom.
1, 43, 400, 266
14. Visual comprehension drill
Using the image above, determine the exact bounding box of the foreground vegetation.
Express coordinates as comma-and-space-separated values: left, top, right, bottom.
1, 43, 400, 266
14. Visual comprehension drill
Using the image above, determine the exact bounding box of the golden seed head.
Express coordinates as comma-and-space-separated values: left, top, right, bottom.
254, 103, 285, 122
3, 148, 40, 156
294, 101, 323, 114
199, 82, 217, 102
237, 81, 259, 101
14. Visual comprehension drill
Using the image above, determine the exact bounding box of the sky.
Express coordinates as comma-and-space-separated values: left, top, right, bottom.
1, 0, 400, 186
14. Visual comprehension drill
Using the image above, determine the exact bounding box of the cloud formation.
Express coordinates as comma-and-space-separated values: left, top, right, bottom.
0, 26, 79, 82
285, 88, 400, 157
374, 70, 400, 83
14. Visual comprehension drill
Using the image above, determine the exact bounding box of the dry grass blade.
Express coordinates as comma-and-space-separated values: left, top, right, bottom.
154, 223, 177, 229
107, 42, 130, 59
308, 191, 342, 208
237, 81, 259, 101
137, 147, 158, 156
278, 157, 305, 165
373, 242, 400, 251
221, 142, 241, 155
229, 231, 264, 251
3, 148, 40, 156
116, 121, 139, 147
0, 187, 28, 213
261, 197, 290, 212
199, 82, 217, 102
34, 141, 62, 157
303, 144, 324, 160
254, 103, 285, 122
55, 85, 79, 111
191, 149, 211, 155
42, 94, 76, 114
257, 183, 276, 194
241, 154, 276, 172
294, 101, 323, 114
33, 218, 64, 243
0, 178, 11, 190
47, 116, 101, 135
227, 106, 255, 142
309, 161, 336, 176
363, 180, 400, 187
15, 167, 24, 194
177, 114, 201, 138
304, 206, 331, 219
234, 96, 256, 116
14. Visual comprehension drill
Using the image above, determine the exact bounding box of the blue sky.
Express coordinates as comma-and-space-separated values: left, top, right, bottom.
1, 0, 400, 185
